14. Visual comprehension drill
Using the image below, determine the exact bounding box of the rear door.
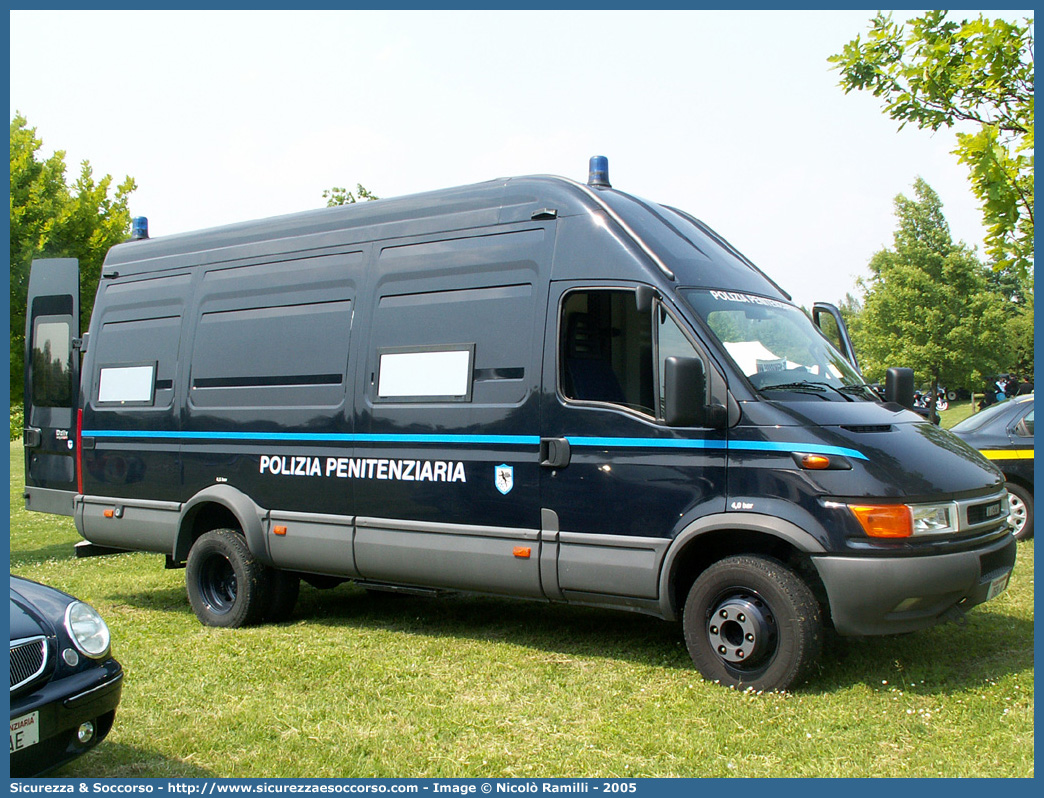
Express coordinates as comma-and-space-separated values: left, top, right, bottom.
24, 258, 81, 515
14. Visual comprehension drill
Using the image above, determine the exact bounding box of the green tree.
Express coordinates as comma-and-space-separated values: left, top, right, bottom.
830, 11, 1034, 278
854, 179, 1009, 419
322, 183, 379, 207
10, 113, 136, 393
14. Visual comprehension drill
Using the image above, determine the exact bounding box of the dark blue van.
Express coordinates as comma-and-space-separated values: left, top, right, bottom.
23, 157, 1016, 692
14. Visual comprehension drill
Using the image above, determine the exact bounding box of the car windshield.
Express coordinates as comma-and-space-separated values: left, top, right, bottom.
683, 289, 872, 400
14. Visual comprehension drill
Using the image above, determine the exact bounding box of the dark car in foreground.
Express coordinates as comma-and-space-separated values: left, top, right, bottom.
950, 395, 1035, 540
9, 576, 123, 776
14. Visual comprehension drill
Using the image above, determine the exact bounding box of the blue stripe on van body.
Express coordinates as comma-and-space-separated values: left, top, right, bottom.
81, 429, 867, 460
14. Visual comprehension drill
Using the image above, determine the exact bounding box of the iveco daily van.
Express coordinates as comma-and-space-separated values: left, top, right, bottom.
23, 157, 1016, 691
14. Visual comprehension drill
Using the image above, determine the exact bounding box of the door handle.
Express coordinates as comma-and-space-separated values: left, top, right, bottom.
540, 437, 571, 468
23, 427, 42, 448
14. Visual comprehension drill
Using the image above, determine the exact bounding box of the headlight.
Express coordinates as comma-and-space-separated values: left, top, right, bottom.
846, 502, 957, 538
911, 504, 956, 535
64, 601, 111, 659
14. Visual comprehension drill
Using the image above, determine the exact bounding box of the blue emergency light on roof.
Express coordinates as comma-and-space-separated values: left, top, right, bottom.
587, 155, 611, 189
130, 217, 149, 241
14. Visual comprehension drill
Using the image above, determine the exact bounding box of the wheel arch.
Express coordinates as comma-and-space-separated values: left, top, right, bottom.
658, 512, 828, 621
175, 485, 269, 565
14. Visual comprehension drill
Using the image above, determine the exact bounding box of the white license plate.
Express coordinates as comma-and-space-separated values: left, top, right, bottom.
10, 711, 39, 752
987, 572, 1011, 600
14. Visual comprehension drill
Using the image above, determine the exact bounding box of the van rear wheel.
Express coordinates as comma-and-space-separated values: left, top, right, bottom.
186, 529, 267, 627
683, 555, 822, 692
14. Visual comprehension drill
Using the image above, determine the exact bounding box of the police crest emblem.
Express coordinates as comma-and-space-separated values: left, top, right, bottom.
494, 464, 514, 495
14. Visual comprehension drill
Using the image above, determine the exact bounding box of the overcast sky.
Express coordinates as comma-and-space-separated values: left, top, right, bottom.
9, 9, 1028, 309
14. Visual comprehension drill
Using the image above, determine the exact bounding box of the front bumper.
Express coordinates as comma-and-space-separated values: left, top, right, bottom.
813, 533, 1017, 636
10, 658, 123, 777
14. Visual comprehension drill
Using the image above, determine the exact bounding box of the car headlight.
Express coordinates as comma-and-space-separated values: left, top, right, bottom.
910, 504, 956, 535
64, 601, 111, 659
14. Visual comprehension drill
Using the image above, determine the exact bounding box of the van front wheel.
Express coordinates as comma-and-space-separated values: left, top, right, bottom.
683, 555, 822, 692
186, 529, 267, 627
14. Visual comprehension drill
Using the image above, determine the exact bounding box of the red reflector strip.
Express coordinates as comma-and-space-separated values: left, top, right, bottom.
76, 408, 83, 495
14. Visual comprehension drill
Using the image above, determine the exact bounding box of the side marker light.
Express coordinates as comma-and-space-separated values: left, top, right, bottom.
513, 546, 531, 559
799, 454, 832, 470
273, 526, 288, 536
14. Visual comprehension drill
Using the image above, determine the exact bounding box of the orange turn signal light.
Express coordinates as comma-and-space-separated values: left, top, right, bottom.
799, 454, 832, 470
103, 509, 114, 519
513, 546, 531, 559
849, 504, 912, 538
273, 525, 288, 536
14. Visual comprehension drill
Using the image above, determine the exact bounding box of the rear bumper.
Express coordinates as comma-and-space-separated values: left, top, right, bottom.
813, 533, 1017, 636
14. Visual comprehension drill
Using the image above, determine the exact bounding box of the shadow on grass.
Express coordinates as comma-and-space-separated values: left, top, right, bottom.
810, 609, 1034, 694
113, 579, 1032, 692
50, 742, 216, 779
9, 541, 81, 567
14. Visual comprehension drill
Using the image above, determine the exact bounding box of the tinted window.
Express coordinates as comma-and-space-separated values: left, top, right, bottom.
31, 318, 72, 408
560, 289, 654, 416
190, 300, 351, 408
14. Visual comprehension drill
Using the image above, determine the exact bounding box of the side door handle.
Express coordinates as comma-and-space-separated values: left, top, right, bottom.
540, 437, 571, 468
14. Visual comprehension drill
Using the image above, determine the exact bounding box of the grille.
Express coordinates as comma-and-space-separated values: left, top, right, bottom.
968, 500, 1004, 526
10, 636, 48, 692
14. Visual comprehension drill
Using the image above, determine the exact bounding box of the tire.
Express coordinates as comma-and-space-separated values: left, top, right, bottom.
683, 555, 823, 692
936, 398, 949, 412
1005, 482, 1034, 541
186, 529, 268, 627
264, 569, 301, 622
947, 390, 958, 402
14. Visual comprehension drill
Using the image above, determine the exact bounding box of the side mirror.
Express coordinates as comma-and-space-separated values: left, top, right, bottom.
884, 367, 915, 409
635, 285, 657, 313
665, 357, 709, 427
812, 301, 861, 374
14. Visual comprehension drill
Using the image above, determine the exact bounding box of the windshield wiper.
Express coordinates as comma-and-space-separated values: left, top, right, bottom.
760, 381, 853, 401
838, 383, 880, 400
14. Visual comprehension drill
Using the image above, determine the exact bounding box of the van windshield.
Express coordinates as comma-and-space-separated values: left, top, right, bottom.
683, 289, 874, 401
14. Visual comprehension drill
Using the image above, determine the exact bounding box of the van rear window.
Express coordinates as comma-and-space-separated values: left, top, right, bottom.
31, 318, 73, 408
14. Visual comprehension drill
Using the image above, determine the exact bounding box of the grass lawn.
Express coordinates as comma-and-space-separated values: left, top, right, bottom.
8, 442, 1034, 778
939, 400, 978, 429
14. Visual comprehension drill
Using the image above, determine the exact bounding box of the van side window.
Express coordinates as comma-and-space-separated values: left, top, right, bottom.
371, 282, 534, 406
655, 306, 705, 416
190, 300, 351, 409
559, 290, 654, 415
377, 345, 474, 402
93, 315, 181, 409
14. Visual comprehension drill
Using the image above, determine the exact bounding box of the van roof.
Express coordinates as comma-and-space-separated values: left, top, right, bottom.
103, 174, 789, 300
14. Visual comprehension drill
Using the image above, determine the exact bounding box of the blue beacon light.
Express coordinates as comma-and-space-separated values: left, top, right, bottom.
130, 216, 149, 241
587, 155, 611, 188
